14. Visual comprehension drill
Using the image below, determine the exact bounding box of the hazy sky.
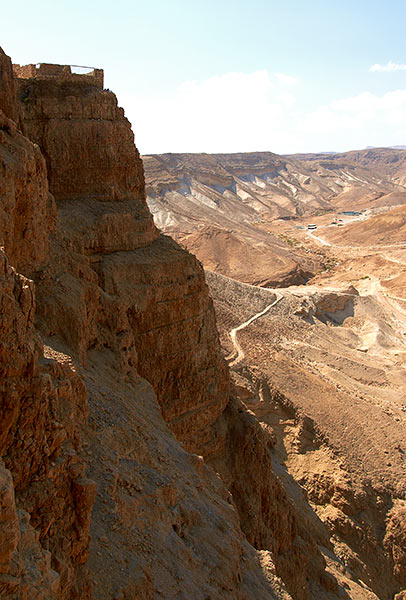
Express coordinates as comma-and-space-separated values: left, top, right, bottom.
3, 0, 406, 154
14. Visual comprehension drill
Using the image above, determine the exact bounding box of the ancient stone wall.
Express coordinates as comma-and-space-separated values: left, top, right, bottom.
13, 63, 104, 88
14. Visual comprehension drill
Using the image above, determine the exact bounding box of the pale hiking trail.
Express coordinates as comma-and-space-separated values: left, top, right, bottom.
306, 231, 331, 246
229, 292, 283, 366
228, 273, 405, 368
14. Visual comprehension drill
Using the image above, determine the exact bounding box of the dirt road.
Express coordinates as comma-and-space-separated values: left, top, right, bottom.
229, 292, 283, 366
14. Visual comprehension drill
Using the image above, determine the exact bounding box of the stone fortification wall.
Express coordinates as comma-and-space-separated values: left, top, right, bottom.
13, 62, 104, 88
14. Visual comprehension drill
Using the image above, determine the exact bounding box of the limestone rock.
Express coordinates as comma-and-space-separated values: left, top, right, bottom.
0, 245, 93, 598
0, 47, 276, 599
0, 466, 19, 575
16, 69, 231, 462
385, 502, 406, 588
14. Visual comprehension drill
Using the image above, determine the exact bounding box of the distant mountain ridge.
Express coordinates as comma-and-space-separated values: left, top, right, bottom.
365, 145, 406, 150
144, 149, 406, 228
287, 147, 406, 186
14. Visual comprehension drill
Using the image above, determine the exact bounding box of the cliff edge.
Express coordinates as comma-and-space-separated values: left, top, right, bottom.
0, 48, 339, 599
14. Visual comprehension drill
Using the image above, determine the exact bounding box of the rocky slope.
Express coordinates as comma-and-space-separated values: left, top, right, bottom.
205, 254, 406, 599
144, 152, 401, 225
321, 204, 406, 246
0, 47, 342, 599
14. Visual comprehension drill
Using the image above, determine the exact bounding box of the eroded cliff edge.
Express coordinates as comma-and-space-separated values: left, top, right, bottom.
0, 47, 339, 599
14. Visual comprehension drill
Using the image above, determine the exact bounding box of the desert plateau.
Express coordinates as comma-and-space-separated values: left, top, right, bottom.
1, 10, 406, 600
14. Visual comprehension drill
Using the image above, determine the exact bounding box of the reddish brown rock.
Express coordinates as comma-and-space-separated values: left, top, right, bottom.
0, 466, 19, 575
0, 246, 93, 598
0, 49, 54, 277
16, 69, 230, 461
385, 502, 406, 588
0, 109, 54, 276
2, 51, 279, 600
0, 48, 93, 599
0, 49, 19, 124
209, 397, 327, 600
16, 76, 147, 204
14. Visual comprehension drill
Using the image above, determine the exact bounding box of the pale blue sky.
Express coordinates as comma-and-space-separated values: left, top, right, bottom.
3, 0, 406, 153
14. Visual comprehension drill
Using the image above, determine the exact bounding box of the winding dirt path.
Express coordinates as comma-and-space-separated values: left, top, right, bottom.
229, 292, 283, 366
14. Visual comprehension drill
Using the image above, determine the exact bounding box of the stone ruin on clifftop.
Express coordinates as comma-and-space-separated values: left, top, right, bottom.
12, 62, 104, 88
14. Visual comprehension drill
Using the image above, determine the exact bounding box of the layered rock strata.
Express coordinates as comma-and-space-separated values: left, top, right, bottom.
0, 46, 339, 599
16, 73, 230, 454
1, 47, 277, 599
0, 48, 93, 599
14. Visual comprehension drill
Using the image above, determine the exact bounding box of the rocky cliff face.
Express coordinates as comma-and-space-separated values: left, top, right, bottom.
18, 78, 146, 203
16, 73, 230, 456
0, 46, 340, 599
0, 119, 54, 275
0, 49, 19, 124
0, 48, 93, 599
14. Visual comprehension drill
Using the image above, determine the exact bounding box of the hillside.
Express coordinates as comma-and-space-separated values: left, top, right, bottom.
1, 47, 405, 600
143, 151, 405, 286
144, 151, 401, 224
207, 267, 406, 600
322, 204, 406, 245
202, 188, 406, 599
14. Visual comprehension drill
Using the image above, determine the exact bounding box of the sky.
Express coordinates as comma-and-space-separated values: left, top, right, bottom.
2, 0, 406, 154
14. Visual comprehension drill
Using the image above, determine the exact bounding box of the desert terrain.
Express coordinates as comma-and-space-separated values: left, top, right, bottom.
143, 150, 406, 288
145, 151, 406, 599
1, 43, 405, 599
3, 47, 366, 600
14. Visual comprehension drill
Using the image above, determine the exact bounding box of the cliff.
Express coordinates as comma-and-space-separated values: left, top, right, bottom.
0, 47, 93, 599
0, 47, 338, 599
15, 71, 230, 455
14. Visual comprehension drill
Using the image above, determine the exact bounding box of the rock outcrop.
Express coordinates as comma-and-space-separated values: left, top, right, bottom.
16, 72, 230, 455
0, 48, 94, 599
0, 49, 19, 124
17, 76, 145, 203
0, 47, 341, 599
208, 398, 328, 600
